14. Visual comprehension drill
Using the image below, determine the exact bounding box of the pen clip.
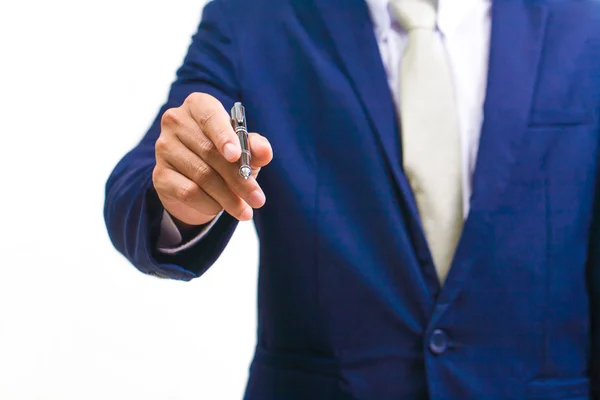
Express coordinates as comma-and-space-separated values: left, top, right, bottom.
231, 102, 246, 127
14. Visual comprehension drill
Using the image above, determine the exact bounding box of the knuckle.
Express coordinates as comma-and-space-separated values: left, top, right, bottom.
197, 137, 217, 156
184, 92, 206, 106
161, 108, 182, 128
192, 162, 215, 187
198, 108, 219, 130
155, 137, 169, 156
177, 182, 200, 203
151, 166, 163, 184
152, 167, 169, 195
186, 93, 220, 126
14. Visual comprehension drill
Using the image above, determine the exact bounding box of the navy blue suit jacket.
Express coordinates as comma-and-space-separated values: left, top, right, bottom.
105, 0, 600, 398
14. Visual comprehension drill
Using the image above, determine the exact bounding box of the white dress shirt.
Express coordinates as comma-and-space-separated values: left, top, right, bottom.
157, 0, 492, 253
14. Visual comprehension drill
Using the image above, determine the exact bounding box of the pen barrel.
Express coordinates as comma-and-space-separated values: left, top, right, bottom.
230, 102, 251, 178
236, 127, 251, 166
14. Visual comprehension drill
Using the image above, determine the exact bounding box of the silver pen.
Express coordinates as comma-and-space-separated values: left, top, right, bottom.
230, 102, 252, 179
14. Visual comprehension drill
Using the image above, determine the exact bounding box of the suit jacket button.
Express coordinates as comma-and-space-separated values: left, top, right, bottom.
429, 329, 449, 355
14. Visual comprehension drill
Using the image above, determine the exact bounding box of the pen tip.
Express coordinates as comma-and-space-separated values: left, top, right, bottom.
240, 166, 252, 179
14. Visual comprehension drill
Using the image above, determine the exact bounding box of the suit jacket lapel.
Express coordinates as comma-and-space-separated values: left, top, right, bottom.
299, 0, 550, 313
306, 0, 410, 201
303, 0, 437, 313
436, 0, 549, 309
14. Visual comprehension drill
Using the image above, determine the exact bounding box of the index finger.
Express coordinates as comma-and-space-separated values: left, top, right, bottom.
186, 93, 241, 162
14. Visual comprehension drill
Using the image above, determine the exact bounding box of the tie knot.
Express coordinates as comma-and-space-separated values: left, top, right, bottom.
389, 0, 437, 31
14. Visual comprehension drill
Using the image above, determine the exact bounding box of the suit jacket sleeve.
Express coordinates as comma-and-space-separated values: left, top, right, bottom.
104, 0, 239, 281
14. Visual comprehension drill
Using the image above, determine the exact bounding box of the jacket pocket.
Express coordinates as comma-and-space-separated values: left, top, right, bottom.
528, 108, 596, 127
526, 377, 590, 399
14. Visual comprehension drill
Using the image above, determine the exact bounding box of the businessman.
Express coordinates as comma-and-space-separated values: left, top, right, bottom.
104, 0, 600, 398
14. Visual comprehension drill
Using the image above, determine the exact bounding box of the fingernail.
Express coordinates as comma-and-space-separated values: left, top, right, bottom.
223, 143, 238, 161
240, 206, 253, 221
249, 190, 266, 208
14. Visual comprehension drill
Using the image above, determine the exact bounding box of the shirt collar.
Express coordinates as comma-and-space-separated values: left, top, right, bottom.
365, 0, 487, 37
367, 0, 393, 40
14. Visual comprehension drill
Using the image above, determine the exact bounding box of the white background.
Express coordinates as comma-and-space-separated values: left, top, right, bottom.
0, 1, 259, 399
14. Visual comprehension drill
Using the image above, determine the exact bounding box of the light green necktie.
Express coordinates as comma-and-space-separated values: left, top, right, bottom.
390, 0, 463, 285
